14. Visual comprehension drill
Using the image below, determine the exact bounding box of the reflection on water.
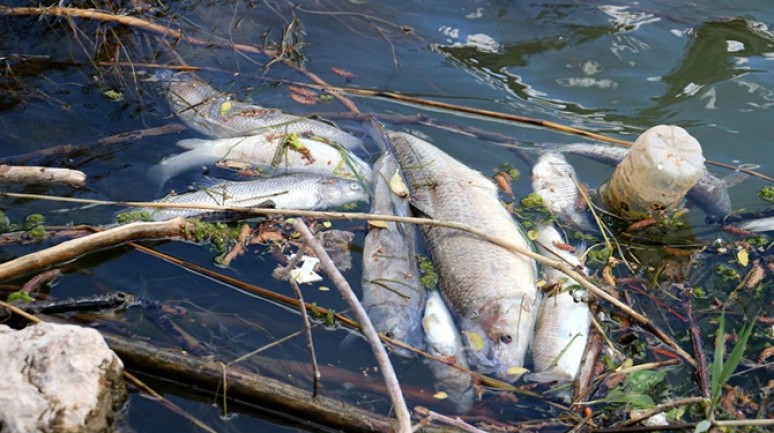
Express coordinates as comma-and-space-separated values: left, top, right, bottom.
0, 1, 772, 432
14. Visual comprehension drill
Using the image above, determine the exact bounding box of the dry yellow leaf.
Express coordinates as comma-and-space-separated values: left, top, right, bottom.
389, 169, 409, 198
737, 249, 749, 267
463, 331, 485, 352
367, 220, 389, 229
506, 366, 529, 376
433, 391, 448, 400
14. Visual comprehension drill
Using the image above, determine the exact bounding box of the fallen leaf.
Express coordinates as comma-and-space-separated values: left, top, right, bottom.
464, 331, 485, 352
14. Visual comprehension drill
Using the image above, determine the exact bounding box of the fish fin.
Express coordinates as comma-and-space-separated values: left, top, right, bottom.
721, 172, 749, 189
176, 138, 210, 149
408, 187, 435, 219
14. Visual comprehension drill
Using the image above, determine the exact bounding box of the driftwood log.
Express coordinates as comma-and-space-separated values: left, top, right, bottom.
0, 165, 86, 187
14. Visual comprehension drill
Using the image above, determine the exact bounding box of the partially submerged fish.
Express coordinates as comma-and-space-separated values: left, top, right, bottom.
422, 290, 475, 413
150, 134, 372, 188
557, 143, 747, 219
156, 71, 365, 150
361, 153, 425, 356
382, 130, 539, 381
531, 152, 596, 233
527, 224, 590, 383
138, 174, 368, 221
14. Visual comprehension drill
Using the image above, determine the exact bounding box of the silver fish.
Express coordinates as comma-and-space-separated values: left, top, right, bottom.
157, 71, 365, 150
531, 152, 596, 233
150, 134, 372, 188
139, 174, 368, 221
737, 216, 774, 232
557, 143, 747, 218
361, 153, 425, 357
422, 290, 475, 413
527, 224, 590, 383
385, 130, 539, 381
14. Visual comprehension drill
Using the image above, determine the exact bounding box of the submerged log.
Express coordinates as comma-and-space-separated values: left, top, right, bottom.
103, 333, 464, 433
599, 125, 704, 220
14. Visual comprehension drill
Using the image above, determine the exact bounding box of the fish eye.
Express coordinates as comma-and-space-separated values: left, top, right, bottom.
385, 331, 395, 339
499, 334, 513, 344
349, 183, 361, 191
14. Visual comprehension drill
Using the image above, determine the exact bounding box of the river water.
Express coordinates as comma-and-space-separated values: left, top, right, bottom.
1, 1, 772, 432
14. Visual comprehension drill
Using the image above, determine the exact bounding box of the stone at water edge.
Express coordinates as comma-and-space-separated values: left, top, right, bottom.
0, 323, 126, 433
599, 125, 705, 220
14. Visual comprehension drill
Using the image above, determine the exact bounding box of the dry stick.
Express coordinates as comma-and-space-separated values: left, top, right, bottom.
292, 219, 412, 433
0, 165, 86, 187
0, 192, 698, 368
0, 124, 186, 166
618, 396, 707, 427
0, 218, 187, 282
281, 243, 322, 397
0, 300, 219, 433
413, 407, 489, 433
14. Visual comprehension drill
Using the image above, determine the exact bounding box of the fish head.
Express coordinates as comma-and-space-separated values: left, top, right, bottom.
366, 304, 424, 358
319, 179, 370, 207
460, 300, 533, 382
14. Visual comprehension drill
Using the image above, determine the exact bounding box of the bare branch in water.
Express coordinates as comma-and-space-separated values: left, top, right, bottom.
292, 219, 413, 433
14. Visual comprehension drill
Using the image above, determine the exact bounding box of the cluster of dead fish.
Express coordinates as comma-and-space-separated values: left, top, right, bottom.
143, 71, 372, 220
146, 72, 761, 414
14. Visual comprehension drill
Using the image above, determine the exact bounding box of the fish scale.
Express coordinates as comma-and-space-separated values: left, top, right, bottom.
386, 131, 539, 380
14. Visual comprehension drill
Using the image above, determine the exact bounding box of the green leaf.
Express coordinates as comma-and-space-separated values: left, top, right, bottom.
624, 370, 666, 394
694, 419, 711, 433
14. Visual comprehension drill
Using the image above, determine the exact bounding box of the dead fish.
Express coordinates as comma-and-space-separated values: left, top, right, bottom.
149, 134, 372, 188
527, 224, 590, 383
422, 290, 475, 413
556, 143, 748, 219
137, 174, 368, 221
381, 129, 539, 381
361, 153, 425, 357
156, 71, 365, 150
531, 152, 596, 233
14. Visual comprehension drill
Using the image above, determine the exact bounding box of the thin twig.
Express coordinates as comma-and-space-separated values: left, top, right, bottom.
292, 219, 412, 433
618, 396, 707, 427
0, 191, 698, 368
413, 407, 489, 433
282, 242, 321, 397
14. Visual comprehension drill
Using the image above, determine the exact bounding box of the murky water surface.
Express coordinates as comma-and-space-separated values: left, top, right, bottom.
1, 1, 772, 432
